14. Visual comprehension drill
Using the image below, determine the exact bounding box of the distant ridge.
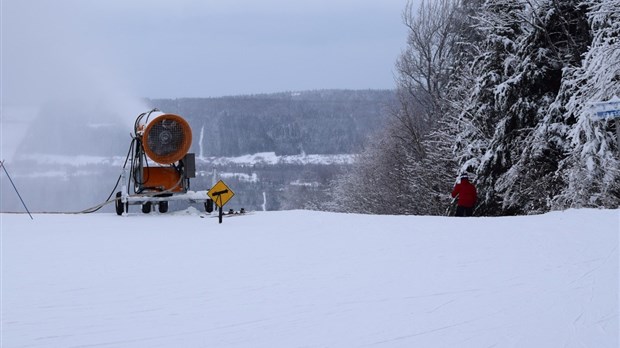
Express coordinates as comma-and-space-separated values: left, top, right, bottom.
147, 89, 396, 157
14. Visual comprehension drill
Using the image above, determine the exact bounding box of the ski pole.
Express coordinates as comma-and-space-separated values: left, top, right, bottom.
1, 161, 33, 220
445, 197, 457, 217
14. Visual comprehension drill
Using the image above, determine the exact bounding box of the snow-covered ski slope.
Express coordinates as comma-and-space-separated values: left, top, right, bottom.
2, 209, 618, 347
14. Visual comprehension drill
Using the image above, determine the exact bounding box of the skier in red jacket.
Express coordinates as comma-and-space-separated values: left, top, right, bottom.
451, 173, 477, 217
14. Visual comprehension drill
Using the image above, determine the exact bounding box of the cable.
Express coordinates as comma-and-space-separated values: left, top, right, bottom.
80, 136, 136, 214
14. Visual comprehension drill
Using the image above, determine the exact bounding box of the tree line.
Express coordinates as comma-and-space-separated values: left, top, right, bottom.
148, 89, 396, 157
331, 0, 620, 215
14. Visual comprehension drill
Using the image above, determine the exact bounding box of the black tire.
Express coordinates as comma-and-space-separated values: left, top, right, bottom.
142, 202, 152, 214
115, 192, 124, 216
158, 201, 168, 213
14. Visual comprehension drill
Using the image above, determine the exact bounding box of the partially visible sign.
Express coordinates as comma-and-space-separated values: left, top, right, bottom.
594, 109, 620, 119
591, 96, 620, 148
207, 180, 235, 207
591, 96, 620, 119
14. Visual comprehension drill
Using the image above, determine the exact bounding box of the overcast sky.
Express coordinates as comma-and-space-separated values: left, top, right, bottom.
2, 0, 417, 103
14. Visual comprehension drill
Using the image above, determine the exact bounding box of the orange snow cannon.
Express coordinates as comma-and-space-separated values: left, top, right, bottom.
115, 109, 209, 215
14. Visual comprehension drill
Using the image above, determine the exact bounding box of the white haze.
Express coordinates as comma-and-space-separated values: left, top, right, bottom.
1, 1, 148, 211
2, 0, 411, 99
2, 0, 414, 158
2, 1, 148, 157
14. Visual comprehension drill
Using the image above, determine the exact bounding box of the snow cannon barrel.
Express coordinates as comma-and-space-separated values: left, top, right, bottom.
142, 114, 192, 164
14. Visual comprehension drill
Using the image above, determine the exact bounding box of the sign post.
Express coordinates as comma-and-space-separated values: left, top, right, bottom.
591, 96, 620, 150
207, 180, 235, 224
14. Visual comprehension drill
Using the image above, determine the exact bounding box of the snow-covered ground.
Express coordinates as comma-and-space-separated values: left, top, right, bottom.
202, 152, 356, 166
1, 209, 618, 347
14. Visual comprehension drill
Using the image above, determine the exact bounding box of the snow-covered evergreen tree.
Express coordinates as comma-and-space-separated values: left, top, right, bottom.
453, 0, 599, 215
549, 0, 620, 209
491, 0, 593, 214
451, 0, 528, 214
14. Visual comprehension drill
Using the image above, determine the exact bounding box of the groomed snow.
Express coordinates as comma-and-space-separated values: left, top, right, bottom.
1, 209, 618, 347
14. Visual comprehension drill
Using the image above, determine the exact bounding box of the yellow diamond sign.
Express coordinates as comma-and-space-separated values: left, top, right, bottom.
207, 180, 235, 207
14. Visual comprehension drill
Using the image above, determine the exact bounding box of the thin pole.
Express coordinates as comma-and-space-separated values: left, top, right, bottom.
0, 161, 34, 220
615, 119, 620, 153
218, 195, 223, 224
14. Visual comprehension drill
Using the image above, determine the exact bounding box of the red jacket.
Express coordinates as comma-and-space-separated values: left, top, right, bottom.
451, 179, 477, 208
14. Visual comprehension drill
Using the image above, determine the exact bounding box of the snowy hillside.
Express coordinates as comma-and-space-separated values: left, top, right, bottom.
2, 209, 618, 347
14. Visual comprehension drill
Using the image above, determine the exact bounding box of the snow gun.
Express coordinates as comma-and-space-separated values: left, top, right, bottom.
115, 109, 213, 215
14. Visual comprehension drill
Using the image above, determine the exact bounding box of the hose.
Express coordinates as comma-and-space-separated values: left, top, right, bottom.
80, 135, 137, 214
